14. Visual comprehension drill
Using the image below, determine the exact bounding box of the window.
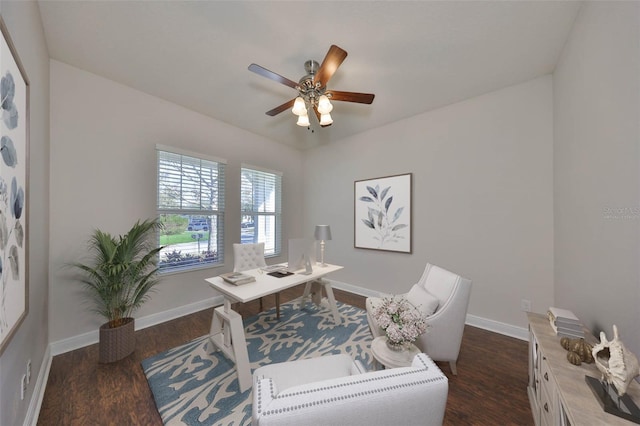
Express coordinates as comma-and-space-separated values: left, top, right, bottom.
157, 145, 226, 273
241, 165, 282, 256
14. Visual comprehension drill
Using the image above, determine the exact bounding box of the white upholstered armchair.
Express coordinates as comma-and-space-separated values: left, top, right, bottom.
252, 353, 448, 426
366, 263, 472, 375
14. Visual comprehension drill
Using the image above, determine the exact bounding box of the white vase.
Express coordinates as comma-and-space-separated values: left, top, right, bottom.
386, 339, 406, 352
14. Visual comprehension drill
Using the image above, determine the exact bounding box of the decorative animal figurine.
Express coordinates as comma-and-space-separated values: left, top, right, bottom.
592, 325, 640, 397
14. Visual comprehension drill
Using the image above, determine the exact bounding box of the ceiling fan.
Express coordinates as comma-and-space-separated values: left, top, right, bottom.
248, 45, 375, 128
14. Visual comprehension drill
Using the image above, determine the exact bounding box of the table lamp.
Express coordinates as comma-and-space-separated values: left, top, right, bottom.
314, 225, 332, 267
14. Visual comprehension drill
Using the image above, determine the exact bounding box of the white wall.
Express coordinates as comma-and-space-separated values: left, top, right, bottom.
49, 60, 304, 343
304, 76, 554, 330
0, 1, 50, 425
554, 2, 640, 355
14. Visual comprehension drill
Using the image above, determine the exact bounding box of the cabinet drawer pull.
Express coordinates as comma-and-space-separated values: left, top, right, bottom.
544, 372, 549, 381
544, 403, 549, 413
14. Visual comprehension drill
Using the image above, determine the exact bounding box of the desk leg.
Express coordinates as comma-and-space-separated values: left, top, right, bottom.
209, 301, 252, 392
300, 281, 313, 309
321, 279, 342, 325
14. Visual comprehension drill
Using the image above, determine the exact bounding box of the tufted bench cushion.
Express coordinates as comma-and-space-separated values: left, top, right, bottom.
252, 353, 448, 426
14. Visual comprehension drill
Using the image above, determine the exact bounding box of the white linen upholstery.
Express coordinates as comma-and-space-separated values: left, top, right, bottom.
366, 263, 472, 375
252, 353, 448, 426
233, 242, 267, 272
406, 284, 440, 317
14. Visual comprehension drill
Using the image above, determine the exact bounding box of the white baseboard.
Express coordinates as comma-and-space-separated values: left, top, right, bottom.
329, 279, 382, 298
24, 345, 52, 426
331, 279, 529, 341
50, 295, 223, 356
466, 313, 529, 341
49, 281, 528, 355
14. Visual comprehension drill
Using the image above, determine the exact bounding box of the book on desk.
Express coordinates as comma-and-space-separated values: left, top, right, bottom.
220, 272, 256, 285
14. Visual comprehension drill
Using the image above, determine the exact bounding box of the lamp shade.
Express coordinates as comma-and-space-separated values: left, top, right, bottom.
292, 97, 307, 116
314, 225, 332, 241
319, 113, 333, 126
296, 113, 310, 127
317, 95, 333, 114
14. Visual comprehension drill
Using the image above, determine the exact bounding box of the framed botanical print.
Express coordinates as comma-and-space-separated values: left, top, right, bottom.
354, 173, 412, 253
0, 15, 30, 355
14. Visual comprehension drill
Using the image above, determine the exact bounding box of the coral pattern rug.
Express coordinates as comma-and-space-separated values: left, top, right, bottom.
142, 300, 374, 425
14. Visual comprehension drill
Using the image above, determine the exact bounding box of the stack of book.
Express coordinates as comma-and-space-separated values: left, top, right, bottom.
220, 272, 256, 286
547, 307, 584, 339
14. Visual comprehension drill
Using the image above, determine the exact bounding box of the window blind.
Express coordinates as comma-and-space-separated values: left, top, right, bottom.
240, 166, 282, 256
157, 147, 226, 273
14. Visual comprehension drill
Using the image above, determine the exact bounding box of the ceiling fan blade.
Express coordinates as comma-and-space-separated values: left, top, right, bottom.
313, 45, 348, 87
249, 63, 298, 90
265, 99, 296, 116
327, 90, 375, 104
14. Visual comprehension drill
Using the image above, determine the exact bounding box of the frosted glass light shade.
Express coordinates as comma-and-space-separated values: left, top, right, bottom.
292, 97, 307, 116
317, 95, 333, 114
296, 113, 310, 127
319, 113, 333, 126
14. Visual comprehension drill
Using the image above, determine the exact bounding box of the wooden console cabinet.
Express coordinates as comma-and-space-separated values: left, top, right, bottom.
527, 312, 640, 425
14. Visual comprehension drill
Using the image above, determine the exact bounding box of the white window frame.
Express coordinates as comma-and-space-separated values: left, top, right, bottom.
240, 164, 282, 257
156, 145, 226, 273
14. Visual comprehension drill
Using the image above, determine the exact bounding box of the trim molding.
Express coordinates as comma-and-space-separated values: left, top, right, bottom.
24, 345, 51, 426
49, 296, 223, 356
330, 279, 382, 299
466, 313, 528, 341
330, 279, 528, 341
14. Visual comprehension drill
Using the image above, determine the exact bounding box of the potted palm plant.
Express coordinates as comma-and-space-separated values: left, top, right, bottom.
72, 218, 164, 363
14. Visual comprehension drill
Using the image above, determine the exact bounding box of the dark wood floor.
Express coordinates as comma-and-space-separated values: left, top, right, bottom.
38, 286, 532, 425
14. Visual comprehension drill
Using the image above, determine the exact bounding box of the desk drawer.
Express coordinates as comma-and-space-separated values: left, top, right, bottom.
539, 356, 556, 426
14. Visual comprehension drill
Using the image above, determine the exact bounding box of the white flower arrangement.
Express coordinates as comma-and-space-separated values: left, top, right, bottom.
372, 296, 428, 348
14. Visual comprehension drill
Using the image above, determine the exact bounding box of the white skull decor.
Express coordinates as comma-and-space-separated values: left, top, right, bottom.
592, 325, 640, 397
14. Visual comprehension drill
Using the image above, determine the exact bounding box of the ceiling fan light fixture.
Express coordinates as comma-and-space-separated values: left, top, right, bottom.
292, 97, 307, 116
317, 95, 333, 114
249, 45, 375, 131
296, 113, 310, 127
319, 112, 333, 126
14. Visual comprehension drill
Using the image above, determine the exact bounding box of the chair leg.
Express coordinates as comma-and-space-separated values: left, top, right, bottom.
259, 297, 263, 311
449, 361, 458, 375
275, 293, 281, 319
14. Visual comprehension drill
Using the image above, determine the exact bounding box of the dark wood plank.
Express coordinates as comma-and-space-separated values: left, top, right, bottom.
37, 286, 531, 425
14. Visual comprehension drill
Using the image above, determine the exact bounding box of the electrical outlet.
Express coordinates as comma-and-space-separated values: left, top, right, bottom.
20, 374, 26, 400
521, 299, 532, 312
26, 359, 31, 385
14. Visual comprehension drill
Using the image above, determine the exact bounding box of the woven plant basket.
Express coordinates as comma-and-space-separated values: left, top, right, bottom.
99, 317, 135, 363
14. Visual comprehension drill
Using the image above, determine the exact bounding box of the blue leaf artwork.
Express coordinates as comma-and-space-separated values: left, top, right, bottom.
1, 21, 28, 348
355, 174, 411, 252
1, 136, 17, 167
1, 71, 18, 129
10, 177, 23, 220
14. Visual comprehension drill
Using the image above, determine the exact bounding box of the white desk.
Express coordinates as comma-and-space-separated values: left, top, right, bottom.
205, 264, 343, 391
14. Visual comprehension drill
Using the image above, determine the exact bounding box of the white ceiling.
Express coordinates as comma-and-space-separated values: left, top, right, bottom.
38, 1, 581, 150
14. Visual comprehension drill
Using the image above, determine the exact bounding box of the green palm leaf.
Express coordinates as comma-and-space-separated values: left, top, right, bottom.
70, 218, 164, 328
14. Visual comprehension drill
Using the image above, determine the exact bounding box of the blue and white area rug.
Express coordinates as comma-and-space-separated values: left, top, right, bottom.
142, 300, 374, 425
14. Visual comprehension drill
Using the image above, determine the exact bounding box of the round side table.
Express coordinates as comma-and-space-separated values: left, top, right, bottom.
371, 336, 420, 369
